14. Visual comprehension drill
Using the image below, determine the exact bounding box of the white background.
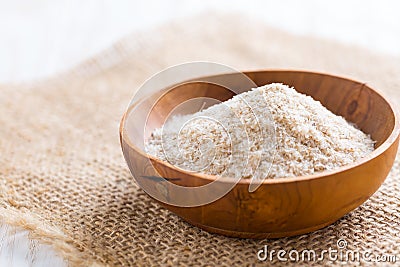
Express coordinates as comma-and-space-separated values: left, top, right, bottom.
0, 0, 399, 83
0, 0, 399, 266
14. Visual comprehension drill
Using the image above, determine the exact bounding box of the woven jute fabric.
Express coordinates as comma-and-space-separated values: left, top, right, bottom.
0, 14, 399, 266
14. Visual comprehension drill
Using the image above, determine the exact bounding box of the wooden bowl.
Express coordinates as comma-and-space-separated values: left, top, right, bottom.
120, 70, 399, 238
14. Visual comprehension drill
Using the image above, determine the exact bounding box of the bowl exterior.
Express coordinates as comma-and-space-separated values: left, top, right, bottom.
121, 134, 399, 238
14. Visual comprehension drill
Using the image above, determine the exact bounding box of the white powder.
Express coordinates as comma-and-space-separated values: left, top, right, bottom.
145, 83, 375, 179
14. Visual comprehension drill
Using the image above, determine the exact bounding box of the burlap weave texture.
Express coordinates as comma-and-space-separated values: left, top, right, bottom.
0, 14, 399, 266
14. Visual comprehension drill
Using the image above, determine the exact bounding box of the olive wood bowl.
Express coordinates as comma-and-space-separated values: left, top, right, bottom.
120, 70, 399, 238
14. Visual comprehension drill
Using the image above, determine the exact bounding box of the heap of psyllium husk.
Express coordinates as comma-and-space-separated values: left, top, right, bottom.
145, 83, 375, 179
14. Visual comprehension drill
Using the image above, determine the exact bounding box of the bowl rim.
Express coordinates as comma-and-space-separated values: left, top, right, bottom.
120, 69, 400, 185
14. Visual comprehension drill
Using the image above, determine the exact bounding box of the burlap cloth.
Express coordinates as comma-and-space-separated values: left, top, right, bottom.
0, 14, 399, 266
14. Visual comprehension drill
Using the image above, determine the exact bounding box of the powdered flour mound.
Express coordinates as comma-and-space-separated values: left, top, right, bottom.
145, 83, 375, 179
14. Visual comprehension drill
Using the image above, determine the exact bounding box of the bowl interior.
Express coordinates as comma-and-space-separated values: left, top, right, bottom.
124, 70, 396, 161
